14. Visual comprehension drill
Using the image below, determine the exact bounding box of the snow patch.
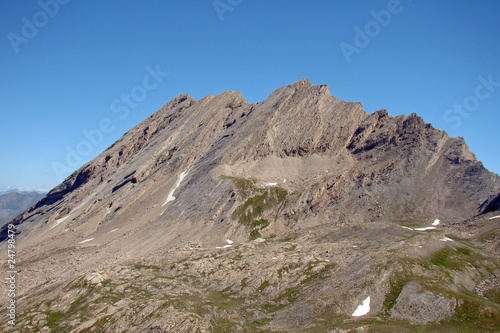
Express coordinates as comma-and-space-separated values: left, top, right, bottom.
272, 257, 278, 260
352, 296, 370, 317
441, 237, 454, 242
109, 228, 119, 233
283, 179, 287, 183
79, 238, 94, 244
414, 227, 436, 231
265, 182, 277, 186
403, 226, 436, 231
226, 239, 234, 244
489, 215, 500, 220
162, 170, 188, 207
52, 215, 71, 229
432, 219, 441, 226
216, 244, 233, 249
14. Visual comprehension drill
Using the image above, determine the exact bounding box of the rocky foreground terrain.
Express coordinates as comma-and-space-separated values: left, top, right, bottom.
1, 79, 499, 332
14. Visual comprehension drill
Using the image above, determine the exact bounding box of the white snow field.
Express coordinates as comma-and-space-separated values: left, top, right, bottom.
162, 171, 188, 207
79, 238, 94, 244
352, 296, 371, 317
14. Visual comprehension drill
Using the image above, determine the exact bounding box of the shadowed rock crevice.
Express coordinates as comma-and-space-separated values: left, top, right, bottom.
479, 193, 500, 214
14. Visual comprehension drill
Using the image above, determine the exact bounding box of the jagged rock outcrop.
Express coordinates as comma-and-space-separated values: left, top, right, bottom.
390, 282, 458, 324
1, 79, 499, 332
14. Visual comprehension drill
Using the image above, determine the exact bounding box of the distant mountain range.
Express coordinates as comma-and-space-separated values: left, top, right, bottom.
0, 188, 48, 195
0, 191, 46, 225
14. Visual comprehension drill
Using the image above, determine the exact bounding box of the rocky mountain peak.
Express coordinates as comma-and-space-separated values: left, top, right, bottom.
1, 80, 499, 332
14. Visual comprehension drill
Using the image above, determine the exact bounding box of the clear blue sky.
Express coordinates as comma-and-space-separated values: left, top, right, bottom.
1, 0, 499, 192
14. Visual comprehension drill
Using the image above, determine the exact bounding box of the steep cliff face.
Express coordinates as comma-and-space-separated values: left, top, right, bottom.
1, 79, 499, 332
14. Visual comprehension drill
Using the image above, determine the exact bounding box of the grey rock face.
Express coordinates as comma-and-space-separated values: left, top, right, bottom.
0, 79, 499, 331
390, 282, 457, 324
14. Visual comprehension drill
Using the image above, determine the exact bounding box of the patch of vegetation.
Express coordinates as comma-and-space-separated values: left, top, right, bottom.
249, 229, 262, 240
422, 244, 498, 278
212, 317, 238, 332
484, 287, 500, 304
375, 251, 500, 330
251, 218, 269, 228
257, 281, 272, 292
277, 267, 286, 279
280, 286, 300, 303
222, 176, 258, 198
45, 311, 64, 329
68, 294, 92, 319
456, 247, 472, 256
100, 279, 112, 287
244, 318, 272, 331
381, 272, 410, 317
226, 176, 288, 240
206, 291, 245, 310
300, 262, 337, 286
331, 266, 500, 332
428, 247, 457, 269
452, 295, 500, 330
477, 228, 500, 242
232, 187, 287, 225
91, 315, 113, 331
280, 232, 299, 242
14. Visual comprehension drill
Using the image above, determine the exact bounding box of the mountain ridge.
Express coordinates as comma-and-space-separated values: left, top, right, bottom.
1, 79, 499, 332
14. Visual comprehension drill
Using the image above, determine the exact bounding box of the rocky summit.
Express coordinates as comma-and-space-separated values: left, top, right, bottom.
1, 79, 499, 332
